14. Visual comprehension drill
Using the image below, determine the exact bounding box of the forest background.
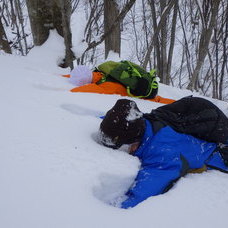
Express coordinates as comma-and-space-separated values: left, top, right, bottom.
0, 0, 227, 100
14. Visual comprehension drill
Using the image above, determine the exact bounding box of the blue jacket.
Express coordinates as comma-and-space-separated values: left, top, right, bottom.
121, 119, 228, 209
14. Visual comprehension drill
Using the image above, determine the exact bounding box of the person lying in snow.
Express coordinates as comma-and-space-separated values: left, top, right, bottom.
63, 63, 175, 105
98, 97, 228, 208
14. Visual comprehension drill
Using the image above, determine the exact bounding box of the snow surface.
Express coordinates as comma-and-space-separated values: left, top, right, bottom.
1, 31, 228, 228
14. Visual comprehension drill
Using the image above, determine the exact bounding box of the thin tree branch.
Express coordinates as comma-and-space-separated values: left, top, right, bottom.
142, 0, 177, 69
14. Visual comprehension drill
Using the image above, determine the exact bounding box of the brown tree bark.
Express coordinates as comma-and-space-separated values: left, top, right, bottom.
104, 0, 121, 59
82, 0, 136, 56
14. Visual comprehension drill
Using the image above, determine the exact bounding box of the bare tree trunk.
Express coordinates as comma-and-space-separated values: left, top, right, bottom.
104, 0, 120, 59
177, 4, 193, 80
207, 46, 218, 99
141, 0, 151, 67
149, 0, 161, 78
160, 0, 168, 84
0, 17, 11, 54
167, 0, 178, 84
58, 0, 74, 69
187, 0, 221, 91
213, 26, 219, 99
219, 2, 228, 100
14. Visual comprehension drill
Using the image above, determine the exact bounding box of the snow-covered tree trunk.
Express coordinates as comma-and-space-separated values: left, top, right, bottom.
26, 0, 52, 46
26, 0, 74, 68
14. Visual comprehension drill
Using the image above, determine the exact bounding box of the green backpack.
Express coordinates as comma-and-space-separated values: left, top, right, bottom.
96, 60, 158, 99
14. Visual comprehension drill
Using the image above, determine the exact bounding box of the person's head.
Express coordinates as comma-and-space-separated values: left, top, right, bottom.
98, 99, 145, 151
69, 65, 92, 86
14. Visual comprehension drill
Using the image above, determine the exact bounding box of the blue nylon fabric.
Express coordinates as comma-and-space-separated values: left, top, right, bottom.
121, 119, 226, 209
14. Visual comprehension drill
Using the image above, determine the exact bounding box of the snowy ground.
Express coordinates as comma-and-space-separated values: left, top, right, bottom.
1, 32, 228, 228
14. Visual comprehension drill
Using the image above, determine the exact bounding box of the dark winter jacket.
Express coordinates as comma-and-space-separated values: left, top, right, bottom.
146, 96, 228, 144
121, 119, 228, 209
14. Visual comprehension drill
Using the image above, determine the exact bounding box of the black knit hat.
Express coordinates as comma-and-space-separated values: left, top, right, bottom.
99, 99, 145, 149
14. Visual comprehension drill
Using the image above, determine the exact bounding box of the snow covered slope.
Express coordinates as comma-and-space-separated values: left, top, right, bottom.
1, 32, 228, 228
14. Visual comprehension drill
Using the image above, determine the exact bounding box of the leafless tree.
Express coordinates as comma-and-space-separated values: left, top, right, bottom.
0, 0, 30, 55
71, 0, 80, 14
143, 0, 177, 84
78, 0, 104, 65
80, 0, 136, 62
167, 0, 178, 84
1, 0, 228, 101
187, 0, 221, 91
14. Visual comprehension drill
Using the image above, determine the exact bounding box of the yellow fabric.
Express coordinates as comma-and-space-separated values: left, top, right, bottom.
188, 165, 207, 173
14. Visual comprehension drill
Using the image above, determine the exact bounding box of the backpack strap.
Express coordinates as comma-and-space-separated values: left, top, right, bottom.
96, 72, 117, 85
126, 76, 158, 98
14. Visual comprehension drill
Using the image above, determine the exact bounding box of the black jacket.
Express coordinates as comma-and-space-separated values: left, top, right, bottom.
144, 96, 228, 144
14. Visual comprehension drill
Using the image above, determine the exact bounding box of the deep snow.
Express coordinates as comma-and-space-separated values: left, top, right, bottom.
1, 31, 228, 228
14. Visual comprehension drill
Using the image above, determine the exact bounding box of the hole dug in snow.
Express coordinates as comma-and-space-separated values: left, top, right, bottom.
93, 173, 132, 207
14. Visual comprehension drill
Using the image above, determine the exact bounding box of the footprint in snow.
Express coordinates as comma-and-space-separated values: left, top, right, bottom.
61, 103, 104, 118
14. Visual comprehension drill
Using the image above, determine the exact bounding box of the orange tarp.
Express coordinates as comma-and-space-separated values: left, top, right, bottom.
64, 72, 175, 105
